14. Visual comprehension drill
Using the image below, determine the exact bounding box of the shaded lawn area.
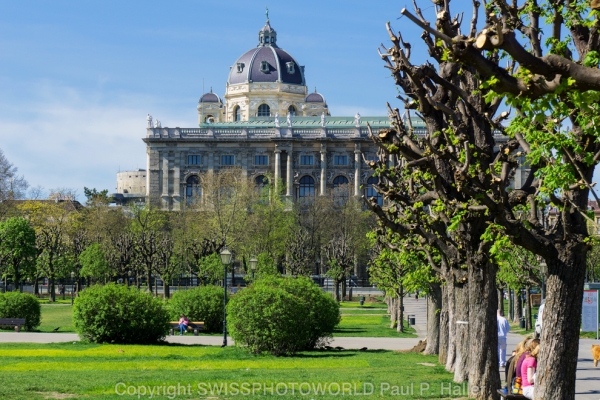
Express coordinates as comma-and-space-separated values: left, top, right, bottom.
0, 342, 459, 399
334, 315, 416, 338
339, 301, 388, 309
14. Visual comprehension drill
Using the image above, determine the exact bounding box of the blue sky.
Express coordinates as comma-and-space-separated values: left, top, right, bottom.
1, 1, 427, 199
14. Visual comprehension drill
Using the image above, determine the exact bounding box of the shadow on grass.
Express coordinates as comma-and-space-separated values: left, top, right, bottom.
334, 328, 368, 333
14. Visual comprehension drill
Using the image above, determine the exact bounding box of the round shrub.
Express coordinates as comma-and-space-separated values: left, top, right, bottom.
0, 292, 41, 331
227, 276, 340, 355
168, 285, 223, 332
227, 284, 309, 356
73, 284, 169, 344
254, 276, 340, 349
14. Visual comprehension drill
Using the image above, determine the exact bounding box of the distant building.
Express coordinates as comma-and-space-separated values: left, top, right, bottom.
111, 169, 146, 206
142, 17, 389, 210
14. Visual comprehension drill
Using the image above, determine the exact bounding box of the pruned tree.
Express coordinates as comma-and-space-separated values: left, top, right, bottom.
388, 1, 600, 397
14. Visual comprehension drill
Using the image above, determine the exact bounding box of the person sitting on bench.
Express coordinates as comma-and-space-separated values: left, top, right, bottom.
178, 314, 189, 336
522, 341, 540, 399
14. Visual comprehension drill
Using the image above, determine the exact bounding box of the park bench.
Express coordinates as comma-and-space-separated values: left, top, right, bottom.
169, 321, 204, 336
0, 318, 26, 332
497, 389, 527, 400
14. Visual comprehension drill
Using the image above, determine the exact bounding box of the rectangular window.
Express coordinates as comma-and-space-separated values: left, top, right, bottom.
187, 155, 201, 165
300, 155, 314, 165
255, 155, 268, 165
334, 155, 348, 165
221, 155, 235, 165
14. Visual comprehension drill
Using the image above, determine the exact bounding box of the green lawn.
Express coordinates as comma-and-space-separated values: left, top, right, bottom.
339, 300, 388, 309
38, 304, 76, 333
334, 315, 416, 338
0, 342, 458, 399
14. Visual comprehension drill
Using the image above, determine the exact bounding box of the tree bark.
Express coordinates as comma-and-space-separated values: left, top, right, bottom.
445, 277, 457, 372
424, 281, 442, 355
397, 288, 404, 333
341, 279, 347, 301
438, 283, 449, 364
514, 288, 523, 323
453, 281, 469, 382
164, 283, 170, 299
535, 251, 587, 400
497, 287, 504, 316
334, 280, 340, 302
49, 277, 55, 302
34, 276, 39, 296
468, 260, 501, 400
389, 296, 397, 329
525, 285, 532, 330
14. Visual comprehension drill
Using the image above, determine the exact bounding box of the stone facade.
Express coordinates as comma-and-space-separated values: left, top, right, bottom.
143, 117, 387, 210
116, 169, 147, 194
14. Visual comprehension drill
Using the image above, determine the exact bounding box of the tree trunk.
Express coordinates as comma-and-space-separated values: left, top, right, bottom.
164, 280, 170, 298
514, 288, 523, 323
535, 250, 587, 400
497, 287, 504, 316
424, 281, 442, 355
453, 281, 469, 382
334, 280, 340, 302
438, 283, 449, 365
390, 296, 397, 329
525, 285, 532, 330
341, 279, 347, 301
468, 260, 501, 400
397, 287, 404, 333
49, 277, 55, 302
508, 287, 513, 321
34, 277, 39, 296
445, 276, 457, 372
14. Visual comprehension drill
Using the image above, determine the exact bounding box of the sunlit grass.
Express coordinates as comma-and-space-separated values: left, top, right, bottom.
0, 342, 456, 399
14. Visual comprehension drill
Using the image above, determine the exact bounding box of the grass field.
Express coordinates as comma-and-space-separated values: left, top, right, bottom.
0, 342, 459, 400
1, 300, 414, 338
38, 304, 75, 333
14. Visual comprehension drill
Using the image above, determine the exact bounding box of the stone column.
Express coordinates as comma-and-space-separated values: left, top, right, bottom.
320, 144, 327, 196
172, 151, 181, 211
286, 148, 293, 196
274, 149, 281, 193
161, 153, 170, 209
354, 145, 361, 197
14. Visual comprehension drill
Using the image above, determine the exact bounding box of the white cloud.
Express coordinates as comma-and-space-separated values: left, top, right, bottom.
0, 82, 193, 201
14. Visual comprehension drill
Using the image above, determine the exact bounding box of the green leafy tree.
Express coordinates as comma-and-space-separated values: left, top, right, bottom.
79, 243, 111, 282
0, 217, 36, 291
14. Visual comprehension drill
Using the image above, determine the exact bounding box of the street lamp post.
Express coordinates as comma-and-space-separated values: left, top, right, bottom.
249, 256, 258, 281
70, 271, 75, 306
539, 261, 547, 301
220, 248, 233, 347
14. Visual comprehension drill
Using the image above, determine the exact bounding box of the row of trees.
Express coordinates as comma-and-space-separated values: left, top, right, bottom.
0, 168, 373, 302
364, 1, 600, 399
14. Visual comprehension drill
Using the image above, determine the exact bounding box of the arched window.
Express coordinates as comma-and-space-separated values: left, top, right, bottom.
287, 105, 296, 116
257, 104, 271, 117
365, 176, 383, 206
297, 175, 315, 198
186, 175, 201, 204
204, 115, 214, 123
255, 175, 268, 193
333, 175, 350, 204
233, 106, 241, 121
333, 175, 349, 187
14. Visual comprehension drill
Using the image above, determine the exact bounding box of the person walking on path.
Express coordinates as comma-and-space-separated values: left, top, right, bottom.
498, 309, 510, 367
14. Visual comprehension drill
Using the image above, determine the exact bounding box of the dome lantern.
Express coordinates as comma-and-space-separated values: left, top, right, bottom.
258, 12, 277, 47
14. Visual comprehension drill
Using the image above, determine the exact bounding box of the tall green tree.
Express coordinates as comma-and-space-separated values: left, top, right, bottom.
0, 217, 36, 291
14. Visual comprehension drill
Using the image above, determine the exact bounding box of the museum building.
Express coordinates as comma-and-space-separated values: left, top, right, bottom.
140, 18, 391, 210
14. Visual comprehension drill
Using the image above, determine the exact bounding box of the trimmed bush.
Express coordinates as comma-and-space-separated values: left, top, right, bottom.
0, 292, 41, 331
73, 284, 169, 344
227, 276, 340, 355
168, 285, 223, 332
